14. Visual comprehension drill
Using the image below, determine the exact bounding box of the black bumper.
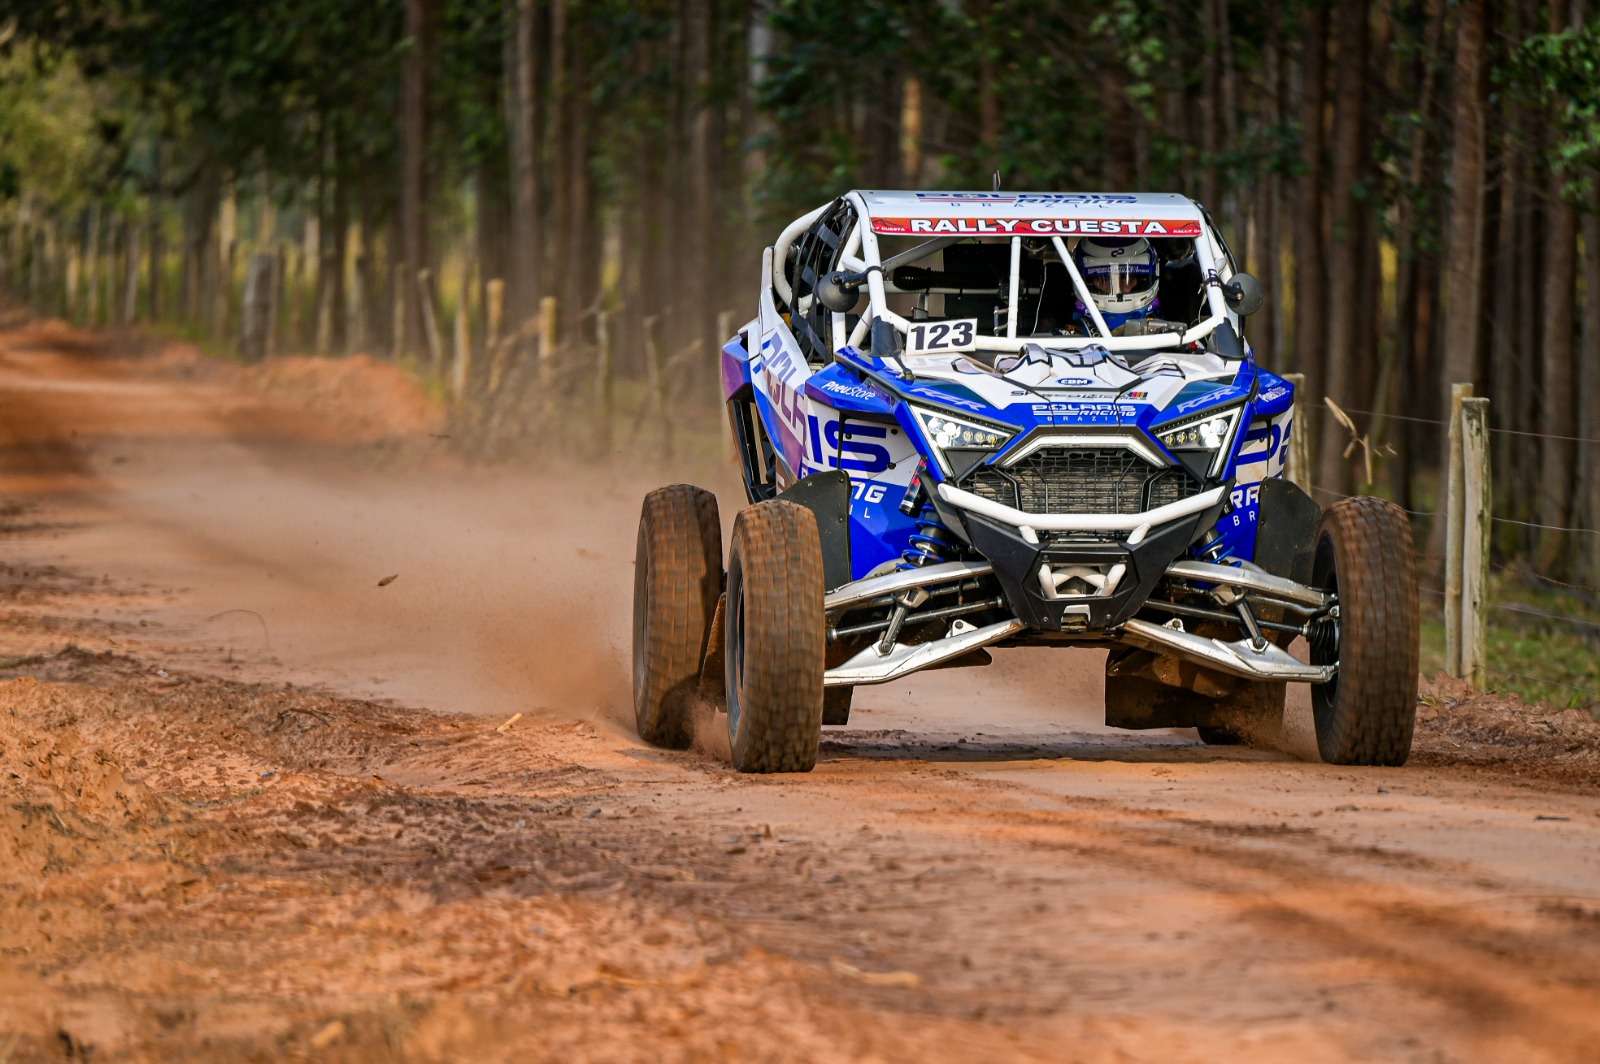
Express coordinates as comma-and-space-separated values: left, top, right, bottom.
961, 512, 1203, 631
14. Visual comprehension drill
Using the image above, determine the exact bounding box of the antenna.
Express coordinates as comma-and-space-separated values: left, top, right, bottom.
992, 170, 1003, 193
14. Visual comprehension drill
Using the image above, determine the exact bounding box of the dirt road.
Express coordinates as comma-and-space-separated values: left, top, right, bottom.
2, 321, 1599, 1063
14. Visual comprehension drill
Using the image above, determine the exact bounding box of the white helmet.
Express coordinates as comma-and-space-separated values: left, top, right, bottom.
1074, 237, 1160, 326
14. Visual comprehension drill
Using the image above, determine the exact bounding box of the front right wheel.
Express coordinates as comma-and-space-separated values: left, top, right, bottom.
633, 484, 722, 749
1308, 496, 1420, 766
724, 500, 825, 773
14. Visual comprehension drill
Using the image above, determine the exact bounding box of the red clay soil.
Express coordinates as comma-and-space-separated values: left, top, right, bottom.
1, 320, 1598, 1063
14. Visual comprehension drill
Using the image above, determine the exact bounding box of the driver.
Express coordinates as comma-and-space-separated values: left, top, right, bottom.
1073, 236, 1160, 334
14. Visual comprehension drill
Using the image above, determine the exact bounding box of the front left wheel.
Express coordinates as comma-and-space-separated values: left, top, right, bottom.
633, 485, 722, 749
724, 501, 826, 772
1308, 496, 1419, 765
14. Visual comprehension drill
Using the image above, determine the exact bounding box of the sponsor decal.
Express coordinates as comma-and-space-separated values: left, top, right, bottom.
809, 418, 892, 474
1054, 377, 1095, 387
1030, 401, 1142, 417
1170, 385, 1244, 414
1126, 391, 1148, 400
1228, 483, 1262, 510
1257, 385, 1289, 404
820, 379, 879, 401
871, 217, 1203, 237
850, 480, 890, 504
910, 193, 1140, 206
913, 387, 989, 412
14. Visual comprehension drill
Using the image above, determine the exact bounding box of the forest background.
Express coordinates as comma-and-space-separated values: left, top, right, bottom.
1, 1, 1599, 617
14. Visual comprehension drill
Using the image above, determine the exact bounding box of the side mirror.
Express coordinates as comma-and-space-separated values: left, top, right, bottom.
815, 270, 859, 314
1223, 272, 1265, 317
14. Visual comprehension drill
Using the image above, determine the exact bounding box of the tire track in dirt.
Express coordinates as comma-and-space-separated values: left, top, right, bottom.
2, 320, 1600, 1062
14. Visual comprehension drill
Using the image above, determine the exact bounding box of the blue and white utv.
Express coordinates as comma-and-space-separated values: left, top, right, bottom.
633, 191, 1419, 772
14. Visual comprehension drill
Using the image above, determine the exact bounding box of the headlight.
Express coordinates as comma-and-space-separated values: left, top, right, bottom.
1153, 405, 1244, 477
909, 406, 1015, 474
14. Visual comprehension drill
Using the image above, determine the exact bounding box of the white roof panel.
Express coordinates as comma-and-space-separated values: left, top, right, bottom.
855, 190, 1205, 239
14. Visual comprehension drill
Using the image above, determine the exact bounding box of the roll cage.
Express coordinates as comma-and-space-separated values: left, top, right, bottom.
772, 191, 1244, 364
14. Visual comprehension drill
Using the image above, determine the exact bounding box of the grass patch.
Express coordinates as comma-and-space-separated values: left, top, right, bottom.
1421, 570, 1600, 714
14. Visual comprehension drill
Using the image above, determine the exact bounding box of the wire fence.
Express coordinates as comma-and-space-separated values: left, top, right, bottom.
1296, 398, 1600, 711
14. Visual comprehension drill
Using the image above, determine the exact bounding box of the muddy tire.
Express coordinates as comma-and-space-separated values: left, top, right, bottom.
1308, 496, 1419, 766
633, 485, 722, 749
724, 501, 825, 772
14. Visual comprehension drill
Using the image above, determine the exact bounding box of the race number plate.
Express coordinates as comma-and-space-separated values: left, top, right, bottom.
906, 318, 977, 356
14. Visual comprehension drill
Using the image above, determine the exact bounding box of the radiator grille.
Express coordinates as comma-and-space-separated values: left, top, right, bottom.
962, 447, 1203, 516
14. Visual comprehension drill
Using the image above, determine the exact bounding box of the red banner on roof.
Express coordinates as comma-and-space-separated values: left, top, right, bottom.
870, 217, 1202, 237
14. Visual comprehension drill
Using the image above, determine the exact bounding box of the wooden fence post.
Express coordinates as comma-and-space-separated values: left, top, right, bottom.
211, 238, 233, 340
716, 309, 735, 462
239, 253, 275, 362
644, 313, 666, 414
123, 221, 140, 325
644, 313, 671, 455
1283, 372, 1311, 491
270, 244, 286, 356
104, 220, 118, 326
1460, 397, 1491, 688
595, 307, 614, 451
84, 207, 101, 325
451, 288, 472, 402
417, 267, 445, 372
1444, 382, 1474, 678
537, 294, 559, 385
485, 278, 504, 354
391, 263, 407, 360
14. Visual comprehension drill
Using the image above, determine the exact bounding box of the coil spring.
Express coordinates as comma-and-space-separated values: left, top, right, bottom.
1198, 532, 1234, 565
900, 504, 957, 569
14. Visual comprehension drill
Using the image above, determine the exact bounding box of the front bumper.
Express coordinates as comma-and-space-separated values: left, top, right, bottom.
936, 482, 1224, 632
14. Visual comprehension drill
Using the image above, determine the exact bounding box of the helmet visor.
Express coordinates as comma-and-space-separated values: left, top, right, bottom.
1084, 262, 1157, 297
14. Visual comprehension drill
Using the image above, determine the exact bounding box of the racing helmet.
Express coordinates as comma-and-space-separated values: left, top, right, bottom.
1074, 236, 1160, 330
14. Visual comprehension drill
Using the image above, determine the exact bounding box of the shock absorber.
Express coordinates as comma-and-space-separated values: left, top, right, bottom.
1196, 530, 1234, 564
900, 503, 957, 569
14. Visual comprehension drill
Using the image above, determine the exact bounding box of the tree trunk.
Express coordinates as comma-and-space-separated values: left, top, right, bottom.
400, 0, 432, 358
1438, 0, 1486, 408
476, 156, 509, 342
1537, 0, 1583, 569
547, 0, 569, 319
506, 0, 540, 330
1379, 0, 1443, 436
1199, 0, 1221, 212
684, 0, 714, 355
976, 0, 1000, 171
1292, 2, 1328, 387
1215, 0, 1240, 228
565, 33, 595, 332
1316, 0, 1370, 494
1582, 190, 1600, 583
1253, 8, 1284, 368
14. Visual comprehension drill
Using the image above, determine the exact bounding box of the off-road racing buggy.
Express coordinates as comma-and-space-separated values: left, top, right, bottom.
633, 191, 1419, 773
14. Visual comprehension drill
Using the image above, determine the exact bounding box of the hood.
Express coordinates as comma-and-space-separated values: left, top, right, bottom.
879, 343, 1250, 434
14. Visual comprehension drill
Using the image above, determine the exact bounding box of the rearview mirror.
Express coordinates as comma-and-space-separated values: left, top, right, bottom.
1224, 272, 1265, 317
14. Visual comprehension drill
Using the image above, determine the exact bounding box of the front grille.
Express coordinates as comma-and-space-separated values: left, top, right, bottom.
961, 446, 1203, 516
